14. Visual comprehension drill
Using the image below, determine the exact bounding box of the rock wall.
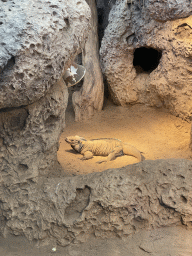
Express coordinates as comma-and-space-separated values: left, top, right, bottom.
0, 78, 68, 186
100, 0, 192, 120
0, 0, 91, 181
0, 0, 91, 235
1, 159, 192, 246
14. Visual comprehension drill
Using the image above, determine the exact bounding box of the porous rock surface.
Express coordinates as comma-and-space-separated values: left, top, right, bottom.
0, 78, 68, 186
1, 159, 192, 246
0, 0, 91, 223
0, 0, 90, 109
100, 0, 192, 119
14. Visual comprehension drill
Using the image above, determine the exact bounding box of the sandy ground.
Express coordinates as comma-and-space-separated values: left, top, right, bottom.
58, 99, 192, 176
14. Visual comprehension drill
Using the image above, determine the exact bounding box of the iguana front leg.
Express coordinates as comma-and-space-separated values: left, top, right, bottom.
97, 147, 123, 164
81, 151, 94, 160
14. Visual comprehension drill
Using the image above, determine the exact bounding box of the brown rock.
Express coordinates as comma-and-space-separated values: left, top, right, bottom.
100, 0, 192, 120
1, 159, 192, 246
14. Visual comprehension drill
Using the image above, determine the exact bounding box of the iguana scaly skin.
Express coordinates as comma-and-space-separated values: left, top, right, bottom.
65, 135, 142, 163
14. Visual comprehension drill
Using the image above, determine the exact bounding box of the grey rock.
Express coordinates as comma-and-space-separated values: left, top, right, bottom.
0, 78, 68, 186
0, 0, 91, 237
0, 0, 91, 109
100, 0, 192, 119
0, 0, 91, 184
148, 0, 192, 21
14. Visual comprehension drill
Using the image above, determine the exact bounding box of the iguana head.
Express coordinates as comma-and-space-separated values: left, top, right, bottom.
65, 135, 86, 153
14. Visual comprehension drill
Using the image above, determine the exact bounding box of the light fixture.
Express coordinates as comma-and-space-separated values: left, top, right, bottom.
63, 62, 86, 87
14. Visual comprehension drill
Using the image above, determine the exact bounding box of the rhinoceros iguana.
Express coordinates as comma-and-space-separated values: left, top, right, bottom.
65, 135, 143, 163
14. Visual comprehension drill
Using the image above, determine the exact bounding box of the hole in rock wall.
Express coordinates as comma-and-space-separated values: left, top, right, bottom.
64, 18, 70, 27
75, 52, 82, 65
133, 47, 162, 74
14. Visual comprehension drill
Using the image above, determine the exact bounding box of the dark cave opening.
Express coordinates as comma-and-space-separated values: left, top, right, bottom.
133, 47, 162, 74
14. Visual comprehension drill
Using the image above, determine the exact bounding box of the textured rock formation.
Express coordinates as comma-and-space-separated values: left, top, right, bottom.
72, 0, 104, 122
1, 0, 192, 252
148, 0, 192, 21
0, 0, 90, 109
1, 159, 192, 246
100, 0, 192, 120
0, 78, 68, 186
0, 0, 91, 226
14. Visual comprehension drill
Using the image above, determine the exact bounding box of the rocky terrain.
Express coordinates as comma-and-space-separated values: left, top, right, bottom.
1, 0, 192, 255
100, 0, 192, 120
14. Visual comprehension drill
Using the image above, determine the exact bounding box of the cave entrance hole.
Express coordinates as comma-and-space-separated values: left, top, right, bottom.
133, 47, 162, 74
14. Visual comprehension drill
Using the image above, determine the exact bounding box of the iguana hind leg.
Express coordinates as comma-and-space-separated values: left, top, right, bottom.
97, 147, 123, 164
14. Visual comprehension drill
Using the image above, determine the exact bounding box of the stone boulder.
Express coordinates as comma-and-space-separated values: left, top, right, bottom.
0, 0, 90, 109
0, 0, 91, 184
100, 0, 192, 120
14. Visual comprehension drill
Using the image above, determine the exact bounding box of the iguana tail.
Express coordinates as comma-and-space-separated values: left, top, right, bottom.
123, 143, 142, 162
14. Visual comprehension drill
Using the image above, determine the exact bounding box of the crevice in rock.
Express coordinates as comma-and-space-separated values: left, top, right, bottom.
133, 47, 162, 74
18, 164, 29, 172
96, 0, 117, 47
181, 195, 188, 203
97, 7, 105, 48
64, 18, 70, 27
64, 186, 91, 223
0, 56, 15, 75
139, 245, 151, 254
158, 197, 176, 210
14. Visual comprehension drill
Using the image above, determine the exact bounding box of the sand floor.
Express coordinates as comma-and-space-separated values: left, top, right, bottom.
58, 99, 192, 176
1, 226, 192, 256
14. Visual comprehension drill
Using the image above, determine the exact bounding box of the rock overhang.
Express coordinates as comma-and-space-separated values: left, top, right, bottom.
0, 0, 91, 110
